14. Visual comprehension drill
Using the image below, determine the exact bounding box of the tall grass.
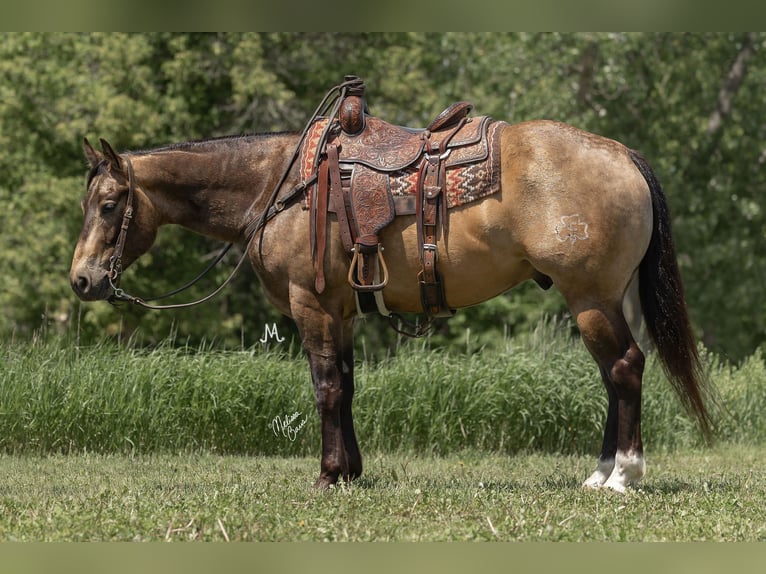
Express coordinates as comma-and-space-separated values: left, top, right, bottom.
1, 320, 765, 456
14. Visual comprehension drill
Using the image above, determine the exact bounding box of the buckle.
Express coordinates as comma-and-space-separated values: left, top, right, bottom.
424, 148, 451, 162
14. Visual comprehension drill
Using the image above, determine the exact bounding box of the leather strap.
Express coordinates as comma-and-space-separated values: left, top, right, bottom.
327, 144, 354, 254
415, 118, 466, 318
107, 156, 136, 291
417, 153, 446, 317
313, 153, 330, 294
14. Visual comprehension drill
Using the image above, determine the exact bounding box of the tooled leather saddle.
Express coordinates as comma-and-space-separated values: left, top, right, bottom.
305, 76, 504, 321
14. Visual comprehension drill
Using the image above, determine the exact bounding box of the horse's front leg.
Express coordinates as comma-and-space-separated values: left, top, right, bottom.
291, 286, 361, 488
307, 342, 361, 487
307, 349, 346, 487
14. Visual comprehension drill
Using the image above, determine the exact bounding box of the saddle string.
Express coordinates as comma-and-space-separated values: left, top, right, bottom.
387, 313, 434, 339
252, 77, 358, 253
107, 78, 358, 310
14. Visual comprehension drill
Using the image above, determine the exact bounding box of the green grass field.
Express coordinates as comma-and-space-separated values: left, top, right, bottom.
1, 324, 766, 541
1, 446, 765, 541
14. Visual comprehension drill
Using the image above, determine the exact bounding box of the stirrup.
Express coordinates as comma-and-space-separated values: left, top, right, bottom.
348, 245, 389, 292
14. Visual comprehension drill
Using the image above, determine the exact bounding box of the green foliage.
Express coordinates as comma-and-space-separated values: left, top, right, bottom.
1, 33, 765, 358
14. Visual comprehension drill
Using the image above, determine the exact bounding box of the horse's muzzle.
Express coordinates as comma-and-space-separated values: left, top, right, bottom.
70, 266, 111, 301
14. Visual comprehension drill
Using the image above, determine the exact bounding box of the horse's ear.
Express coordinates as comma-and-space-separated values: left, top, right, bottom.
83, 137, 102, 168
99, 138, 124, 173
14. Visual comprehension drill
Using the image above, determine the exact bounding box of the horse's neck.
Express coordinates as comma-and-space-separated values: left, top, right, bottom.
131, 135, 299, 243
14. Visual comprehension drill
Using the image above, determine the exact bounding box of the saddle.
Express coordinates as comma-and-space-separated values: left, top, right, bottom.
307, 76, 501, 321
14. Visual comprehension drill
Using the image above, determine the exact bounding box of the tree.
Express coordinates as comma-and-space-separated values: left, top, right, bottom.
1, 33, 764, 360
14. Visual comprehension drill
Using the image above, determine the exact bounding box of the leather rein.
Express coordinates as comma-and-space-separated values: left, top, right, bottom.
106, 161, 310, 310
105, 79, 355, 310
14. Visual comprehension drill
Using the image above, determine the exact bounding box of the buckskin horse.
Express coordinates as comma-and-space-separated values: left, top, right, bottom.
70, 77, 711, 492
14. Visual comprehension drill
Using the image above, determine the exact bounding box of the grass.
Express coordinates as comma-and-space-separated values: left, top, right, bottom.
1, 321, 766, 456
2, 324, 766, 542
1, 446, 766, 541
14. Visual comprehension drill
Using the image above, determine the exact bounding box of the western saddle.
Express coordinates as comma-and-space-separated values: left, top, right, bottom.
308, 76, 497, 325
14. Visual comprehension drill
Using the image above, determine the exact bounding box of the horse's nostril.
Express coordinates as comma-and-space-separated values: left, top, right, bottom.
75, 274, 90, 295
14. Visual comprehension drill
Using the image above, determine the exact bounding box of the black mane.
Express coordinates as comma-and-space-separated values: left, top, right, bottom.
84, 130, 300, 187
131, 131, 300, 155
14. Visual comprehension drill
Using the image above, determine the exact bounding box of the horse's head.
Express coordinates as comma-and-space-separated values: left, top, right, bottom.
70, 138, 158, 301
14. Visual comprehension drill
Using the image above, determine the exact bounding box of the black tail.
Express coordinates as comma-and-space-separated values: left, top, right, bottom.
629, 149, 713, 439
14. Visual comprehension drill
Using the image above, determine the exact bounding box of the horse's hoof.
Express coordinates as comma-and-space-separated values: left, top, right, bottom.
313, 474, 338, 489
582, 459, 614, 489
582, 478, 605, 490
601, 478, 628, 494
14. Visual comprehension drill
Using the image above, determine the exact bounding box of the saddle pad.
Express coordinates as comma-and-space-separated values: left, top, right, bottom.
299, 118, 329, 183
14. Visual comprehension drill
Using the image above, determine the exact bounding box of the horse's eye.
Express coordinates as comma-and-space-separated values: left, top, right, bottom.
101, 201, 117, 215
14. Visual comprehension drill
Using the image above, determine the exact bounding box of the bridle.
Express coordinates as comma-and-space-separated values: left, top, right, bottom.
106, 155, 136, 300
103, 78, 357, 310
105, 154, 247, 310
105, 153, 312, 310
104, 150, 236, 309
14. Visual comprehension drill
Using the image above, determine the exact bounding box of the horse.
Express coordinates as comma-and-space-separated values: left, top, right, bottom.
70, 87, 712, 493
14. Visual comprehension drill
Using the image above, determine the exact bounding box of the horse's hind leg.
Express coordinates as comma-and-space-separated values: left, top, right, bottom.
573, 301, 646, 492
582, 366, 619, 488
